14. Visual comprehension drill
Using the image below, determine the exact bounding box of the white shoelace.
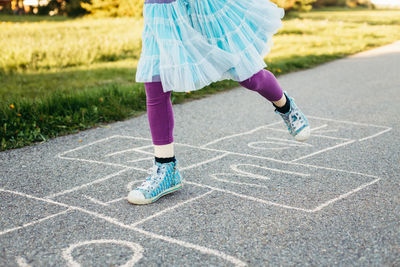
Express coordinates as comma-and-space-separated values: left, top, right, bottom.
137, 165, 166, 192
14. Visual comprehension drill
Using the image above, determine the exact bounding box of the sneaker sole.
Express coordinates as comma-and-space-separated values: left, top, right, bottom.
127, 182, 183, 205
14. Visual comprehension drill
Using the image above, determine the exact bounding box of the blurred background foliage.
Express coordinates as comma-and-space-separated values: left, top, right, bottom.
0, 0, 376, 17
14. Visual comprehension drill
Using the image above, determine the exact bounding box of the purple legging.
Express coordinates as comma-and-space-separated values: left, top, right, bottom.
145, 69, 283, 145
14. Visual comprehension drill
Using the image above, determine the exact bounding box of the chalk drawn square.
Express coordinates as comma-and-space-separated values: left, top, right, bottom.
202, 117, 391, 162
129, 143, 228, 171
0, 191, 67, 234
51, 168, 211, 225
0, 209, 236, 266
59, 136, 153, 168
183, 154, 381, 212
0, 157, 123, 198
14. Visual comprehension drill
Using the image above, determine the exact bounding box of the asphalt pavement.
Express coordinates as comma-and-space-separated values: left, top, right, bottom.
1, 41, 399, 266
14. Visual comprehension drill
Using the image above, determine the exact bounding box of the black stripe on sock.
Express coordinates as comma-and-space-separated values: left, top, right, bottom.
155, 156, 176, 164
273, 94, 290, 114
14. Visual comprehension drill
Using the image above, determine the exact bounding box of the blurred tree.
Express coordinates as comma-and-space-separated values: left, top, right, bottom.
66, 0, 89, 16
0, 0, 13, 14
81, 0, 313, 18
15, 0, 25, 14
36, 0, 89, 16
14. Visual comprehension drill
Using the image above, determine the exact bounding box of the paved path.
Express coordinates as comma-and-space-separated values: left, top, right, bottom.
1, 41, 400, 266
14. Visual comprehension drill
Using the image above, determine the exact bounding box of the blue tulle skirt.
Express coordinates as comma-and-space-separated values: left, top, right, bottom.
135, 0, 285, 92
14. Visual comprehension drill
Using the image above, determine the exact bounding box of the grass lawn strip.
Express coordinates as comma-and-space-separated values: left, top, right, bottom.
1, 8, 400, 151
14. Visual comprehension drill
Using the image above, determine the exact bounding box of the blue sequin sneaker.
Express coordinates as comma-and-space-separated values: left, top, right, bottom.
127, 160, 183, 205
275, 92, 310, 142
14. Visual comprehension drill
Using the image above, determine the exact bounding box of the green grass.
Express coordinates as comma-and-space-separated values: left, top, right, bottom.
1, 7, 400, 151
0, 14, 72, 22
0, 17, 143, 73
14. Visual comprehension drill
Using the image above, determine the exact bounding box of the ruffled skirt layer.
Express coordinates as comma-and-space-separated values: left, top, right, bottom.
136, 0, 284, 92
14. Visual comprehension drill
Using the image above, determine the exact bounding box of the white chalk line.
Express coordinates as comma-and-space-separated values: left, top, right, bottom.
359, 127, 392, 142
1, 149, 384, 263
231, 164, 310, 178
292, 162, 380, 178
104, 181, 142, 205
130, 190, 215, 227
62, 239, 144, 267
59, 155, 132, 168
290, 140, 357, 162
247, 139, 312, 151
312, 129, 339, 134
309, 134, 350, 141
200, 121, 282, 148
105, 196, 126, 205
185, 181, 312, 213
211, 173, 271, 189
57, 136, 120, 158
131, 227, 246, 267
175, 142, 366, 175
307, 115, 389, 128
113, 135, 152, 141
59, 139, 289, 173
310, 124, 328, 132
305, 116, 392, 142
174, 142, 290, 164
97, 176, 200, 206
49, 116, 388, 215
59, 138, 380, 181
105, 145, 154, 157
0, 189, 71, 208
1, 188, 246, 267
186, 173, 382, 213
63, 153, 230, 205
56, 117, 390, 173
230, 165, 270, 180
123, 148, 154, 157
127, 157, 154, 163
54, 136, 381, 205
263, 127, 351, 141
16, 257, 31, 267
260, 136, 313, 145
84, 196, 109, 207
182, 124, 366, 166
39, 155, 377, 216
247, 143, 292, 151
77, 180, 143, 206
45, 168, 132, 199
56, 116, 390, 173
180, 152, 230, 171
310, 177, 382, 212
307, 117, 392, 142
3, 116, 381, 265
0, 207, 72, 236
57, 135, 153, 167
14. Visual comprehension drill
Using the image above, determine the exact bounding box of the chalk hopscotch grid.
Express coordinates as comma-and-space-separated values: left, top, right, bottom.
1, 116, 392, 266
50, 116, 390, 212
0, 188, 246, 267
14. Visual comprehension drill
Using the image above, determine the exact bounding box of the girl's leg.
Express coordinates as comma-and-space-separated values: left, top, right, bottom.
144, 81, 175, 159
128, 82, 183, 205
239, 69, 287, 108
239, 69, 310, 141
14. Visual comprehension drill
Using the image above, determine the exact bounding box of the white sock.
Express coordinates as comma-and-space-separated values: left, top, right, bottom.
154, 143, 174, 158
